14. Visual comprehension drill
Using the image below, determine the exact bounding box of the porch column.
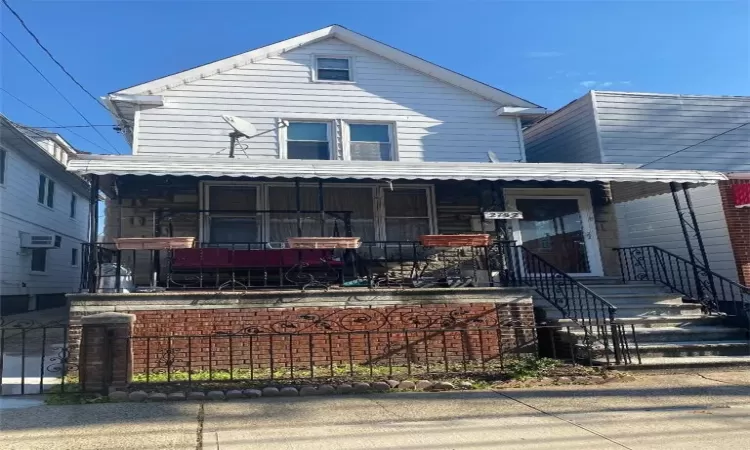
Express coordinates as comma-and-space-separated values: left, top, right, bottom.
87, 174, 100, 293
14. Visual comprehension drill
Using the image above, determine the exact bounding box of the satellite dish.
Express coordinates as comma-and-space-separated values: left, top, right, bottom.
487, 151, 501, 163
222, 115, 257, 137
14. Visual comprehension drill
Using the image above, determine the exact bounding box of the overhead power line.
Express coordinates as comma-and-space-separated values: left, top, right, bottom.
1, 0, 111, 114
640, 122, 750, 168
1, 87, 112, 153
0, 32, 121, 154
10, 124, 116, 128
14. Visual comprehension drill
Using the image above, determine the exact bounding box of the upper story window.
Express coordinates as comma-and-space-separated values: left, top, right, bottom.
349, 124, 393, 161
286, 122, 330, 160
37, 173, 55, 208
0, 149, 6, 185
315, 57, 351, 82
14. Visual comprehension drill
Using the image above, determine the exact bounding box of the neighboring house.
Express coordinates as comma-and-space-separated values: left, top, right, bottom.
0, 115, 90, 315
525, 91, 750, 284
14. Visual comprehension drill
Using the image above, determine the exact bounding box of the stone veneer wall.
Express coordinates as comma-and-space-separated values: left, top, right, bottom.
67, 288, 535, 374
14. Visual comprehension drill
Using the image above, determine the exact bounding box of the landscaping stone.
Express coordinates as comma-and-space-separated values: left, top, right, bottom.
318, 384, 336, 395
371, 381, 390, 392
226, 389, 244, 399
128, 391, 148, 402
148, 392, 168, 402
336, 384, 353, 394
386, 380, 400, 388
168, 392, 186, 401
280, 386, 299, 397
109, 391, 129, 402
243, 389, 262, 398
187, 392, 206, 401
457, 381, 474, 389
621, 374, 636, 382
556, 377, 572, 384
432, 381, 455, 391
207, 390, 226, 400
352, 382, 371, 393
397, 380, 416, 390
262, 387, 280, 397
299, 386, 318, 396
415, 380, 433, 390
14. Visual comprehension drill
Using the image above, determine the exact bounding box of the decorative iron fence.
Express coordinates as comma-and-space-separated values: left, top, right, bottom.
0, 318, 74, 396
616, 246, 750, 324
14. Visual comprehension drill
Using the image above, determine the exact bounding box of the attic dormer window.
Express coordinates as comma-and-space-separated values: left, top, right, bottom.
315, 57, 351, 81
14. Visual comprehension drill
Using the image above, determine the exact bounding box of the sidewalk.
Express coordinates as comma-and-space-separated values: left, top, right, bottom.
1, 370, 750, 449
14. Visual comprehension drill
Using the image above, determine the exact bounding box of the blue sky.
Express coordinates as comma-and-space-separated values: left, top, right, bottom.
2, 0, 748, 154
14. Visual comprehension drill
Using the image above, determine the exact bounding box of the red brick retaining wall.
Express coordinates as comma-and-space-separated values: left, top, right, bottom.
119, 302, 534, 374
719, 180, 750, 284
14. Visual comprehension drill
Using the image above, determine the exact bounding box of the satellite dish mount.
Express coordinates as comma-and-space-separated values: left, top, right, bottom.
222, 115, 257, 158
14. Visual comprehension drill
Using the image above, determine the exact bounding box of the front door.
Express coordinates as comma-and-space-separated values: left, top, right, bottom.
505, 189, 603, 277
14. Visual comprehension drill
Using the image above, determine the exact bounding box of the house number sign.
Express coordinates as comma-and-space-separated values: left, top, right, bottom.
483, 211, 523, 220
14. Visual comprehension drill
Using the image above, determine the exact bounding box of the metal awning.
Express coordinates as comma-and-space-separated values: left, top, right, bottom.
67, 155, 727, 184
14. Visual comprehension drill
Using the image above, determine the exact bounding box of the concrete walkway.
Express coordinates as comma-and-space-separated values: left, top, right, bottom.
1, 370, 750, 449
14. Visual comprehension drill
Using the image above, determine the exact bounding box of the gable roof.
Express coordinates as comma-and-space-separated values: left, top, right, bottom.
113, 25, 539, 108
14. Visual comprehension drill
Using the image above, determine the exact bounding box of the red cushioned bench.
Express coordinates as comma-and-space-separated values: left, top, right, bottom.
171, 248, 343, 270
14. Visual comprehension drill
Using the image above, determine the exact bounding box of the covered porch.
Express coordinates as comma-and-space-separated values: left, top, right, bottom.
66, 157, 726, 296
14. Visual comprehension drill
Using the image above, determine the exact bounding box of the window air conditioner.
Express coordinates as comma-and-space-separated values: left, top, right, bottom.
20, 233, 62, 249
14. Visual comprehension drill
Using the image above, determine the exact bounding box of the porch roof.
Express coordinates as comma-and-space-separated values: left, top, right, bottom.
67, 155, 727, 184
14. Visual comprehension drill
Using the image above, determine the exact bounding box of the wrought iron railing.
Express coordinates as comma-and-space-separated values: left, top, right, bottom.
80, 240, 498, 293
616, 245, 750, 325
497, 241, 622, 364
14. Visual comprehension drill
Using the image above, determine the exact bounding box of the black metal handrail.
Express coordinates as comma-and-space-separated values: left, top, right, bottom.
616, 245, 750, 324
497, 241, 621, 364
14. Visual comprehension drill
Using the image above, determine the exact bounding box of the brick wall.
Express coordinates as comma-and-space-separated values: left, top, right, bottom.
719, 179, 750, 284
90, 302, 535, 375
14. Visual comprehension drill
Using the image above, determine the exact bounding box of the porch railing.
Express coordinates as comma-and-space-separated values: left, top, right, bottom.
80, 240, 499, 293
616, 246, 750, 325
498, 241, 621, 364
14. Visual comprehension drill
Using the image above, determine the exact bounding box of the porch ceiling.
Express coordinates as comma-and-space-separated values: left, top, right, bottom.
67, 155, 726, 184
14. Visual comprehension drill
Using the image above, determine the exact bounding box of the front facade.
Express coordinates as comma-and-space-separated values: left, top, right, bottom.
0, 116, 90, 315
525, 91, 750, 284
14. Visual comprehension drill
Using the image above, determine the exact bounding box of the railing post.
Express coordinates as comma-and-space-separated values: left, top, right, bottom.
608, 309, 622, 365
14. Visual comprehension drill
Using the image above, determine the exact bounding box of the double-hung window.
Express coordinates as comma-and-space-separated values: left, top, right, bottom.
31, 248, 47, 273
315, 57, 351, 81
0, 149, 6, 184
38, 174, 55, 208
286, 122, 330, 160
349, 124, 393, 161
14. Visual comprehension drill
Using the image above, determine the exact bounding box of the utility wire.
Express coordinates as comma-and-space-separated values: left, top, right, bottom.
640, 122, 750, 168
1, 0, 111, 114
10, 124, 115, 128
1, 87, 112, 153
0, 32, 121, 154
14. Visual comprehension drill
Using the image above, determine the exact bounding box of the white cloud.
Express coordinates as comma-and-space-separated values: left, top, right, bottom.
526, 51, 564, 58
578, 80, 624, 90
580, 80, 597, 88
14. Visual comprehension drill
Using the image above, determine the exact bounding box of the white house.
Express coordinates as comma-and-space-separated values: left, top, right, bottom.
524, 91, 750, 284
62, 25, 750, 368
0, 115, 90, 315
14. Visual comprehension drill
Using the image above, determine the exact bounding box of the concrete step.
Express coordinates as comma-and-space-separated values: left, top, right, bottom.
585, 284, 671, 296
570, 325, 747, 343
572, 276, 624, 285
615, 355, 750, 370
595, 293, 686, 305
537, 303, 703, 320
553, 315, 726, 328
631, 341, 750, 358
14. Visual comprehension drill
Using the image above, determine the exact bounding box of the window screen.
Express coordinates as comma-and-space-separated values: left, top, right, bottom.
349, 124, 392, 161
383, 189, 431, 241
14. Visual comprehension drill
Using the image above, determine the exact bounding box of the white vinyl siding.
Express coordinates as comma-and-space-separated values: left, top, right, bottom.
594, 92, 750, 171
0, 143, 89, 296
615, 185, 739, 281
134, 38, 524, 162
524, 92, 602, 163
